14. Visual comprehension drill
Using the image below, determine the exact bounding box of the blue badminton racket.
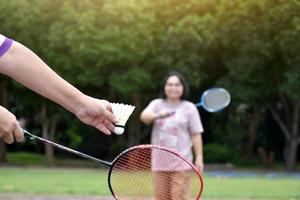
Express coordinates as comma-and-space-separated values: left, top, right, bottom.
196, 87, 231, 112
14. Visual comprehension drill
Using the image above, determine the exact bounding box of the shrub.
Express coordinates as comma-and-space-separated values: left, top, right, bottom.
204, 143, 236, 163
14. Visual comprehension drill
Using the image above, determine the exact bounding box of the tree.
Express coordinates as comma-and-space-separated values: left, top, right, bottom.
216, 0, 300, 170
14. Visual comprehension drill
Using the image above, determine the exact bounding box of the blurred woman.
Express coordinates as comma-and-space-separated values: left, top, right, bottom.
140, 71, 204, 200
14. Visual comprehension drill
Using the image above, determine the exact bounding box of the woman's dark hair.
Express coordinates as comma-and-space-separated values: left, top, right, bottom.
159, 71, 190, 100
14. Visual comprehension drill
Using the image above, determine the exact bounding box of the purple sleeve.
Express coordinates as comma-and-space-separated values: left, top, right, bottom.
0, 36, 13, 58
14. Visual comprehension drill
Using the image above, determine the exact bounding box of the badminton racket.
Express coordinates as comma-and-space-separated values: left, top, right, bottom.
196, 87, 231, 112
23, 129, 204, 199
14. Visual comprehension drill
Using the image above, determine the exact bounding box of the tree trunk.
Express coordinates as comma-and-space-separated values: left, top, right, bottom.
128, 92, 142, 146
0, 141, 5, 162
245, 108, 263, 160
285, 139, 298, 171
257, 146, 274, 168
271, 101, 299, 171
0, 80, 8, 163
49, 114, 58, 161
285, 102, 299, 171
41, 104, 55, 165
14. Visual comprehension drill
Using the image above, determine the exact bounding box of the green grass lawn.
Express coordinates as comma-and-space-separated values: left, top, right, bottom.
0, 167, 109, 195
0, 167, 299, 199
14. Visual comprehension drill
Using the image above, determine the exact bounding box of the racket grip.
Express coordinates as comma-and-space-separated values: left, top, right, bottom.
155, 110, 176, 120
169, 110, 176, 115
195, 102, 202, 107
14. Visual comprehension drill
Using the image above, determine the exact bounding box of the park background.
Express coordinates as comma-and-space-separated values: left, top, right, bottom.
0, 0, 299, 199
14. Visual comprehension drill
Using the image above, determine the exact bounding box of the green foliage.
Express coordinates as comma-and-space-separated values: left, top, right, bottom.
60, 125, 82, 148
6, 152, 98, 167
204, 143, 236, 163
7, 152, 46, 165
109, 68, 153, 97
282, 67, 300, 101
217, 0, 300, 105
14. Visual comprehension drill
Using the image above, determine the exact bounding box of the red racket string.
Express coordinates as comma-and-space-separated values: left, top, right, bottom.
109, 146, 203, 199
111, 148, 153, 198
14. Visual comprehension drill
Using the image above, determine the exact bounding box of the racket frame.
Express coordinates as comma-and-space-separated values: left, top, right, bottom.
108, 144, 204, 200
196, 87, 231, 112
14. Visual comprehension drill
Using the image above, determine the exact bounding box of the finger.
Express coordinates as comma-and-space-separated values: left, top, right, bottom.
194, 162, 201, 172
198, 164, 204, 174
103, 119, 115, 132
106, 103, 113, 112
200, 167, 204, 174
103, 109, 117, 123
93, 118, 115, 132
13, 125, 24, 142
92, 118, 115, 132
95, 123, 111, 135
2, 133, 14, 144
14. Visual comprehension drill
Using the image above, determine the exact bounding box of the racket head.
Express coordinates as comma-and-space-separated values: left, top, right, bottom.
108, 144, 203, 200
198, 87, 231, 112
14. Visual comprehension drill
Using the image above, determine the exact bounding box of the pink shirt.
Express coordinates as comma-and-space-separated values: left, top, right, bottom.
145, 99, 204, 171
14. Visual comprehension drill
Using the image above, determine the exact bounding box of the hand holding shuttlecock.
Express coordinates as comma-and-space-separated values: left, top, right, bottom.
111, 103, 135, 135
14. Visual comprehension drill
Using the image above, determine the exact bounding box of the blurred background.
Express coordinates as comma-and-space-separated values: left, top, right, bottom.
0, 1, 299, 198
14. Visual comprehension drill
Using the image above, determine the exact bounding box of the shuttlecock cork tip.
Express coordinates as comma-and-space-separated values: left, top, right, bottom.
114, 126, 125, 135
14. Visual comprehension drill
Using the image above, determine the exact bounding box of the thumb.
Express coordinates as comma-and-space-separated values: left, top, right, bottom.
13, 125, 24, 142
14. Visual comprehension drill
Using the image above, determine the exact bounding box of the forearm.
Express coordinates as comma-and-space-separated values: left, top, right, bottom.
140, 110, 156, 125
0, 41, 84, 114
140, 109, 176, 124
192, 134, 203, 160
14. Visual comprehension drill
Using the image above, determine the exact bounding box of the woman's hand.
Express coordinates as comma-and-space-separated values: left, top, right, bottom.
195, 156, 204, 174
74, 95, 117, 135
156, 109, 176, 119
0, 106, 23, 144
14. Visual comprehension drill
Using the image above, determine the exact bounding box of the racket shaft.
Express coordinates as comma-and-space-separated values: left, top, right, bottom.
23, 129, 111, 166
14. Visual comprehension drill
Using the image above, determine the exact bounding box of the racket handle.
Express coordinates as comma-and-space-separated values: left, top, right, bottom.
195, 102, 203, 107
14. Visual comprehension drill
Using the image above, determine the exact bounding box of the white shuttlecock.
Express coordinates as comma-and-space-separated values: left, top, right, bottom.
111, 103, 135, 135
